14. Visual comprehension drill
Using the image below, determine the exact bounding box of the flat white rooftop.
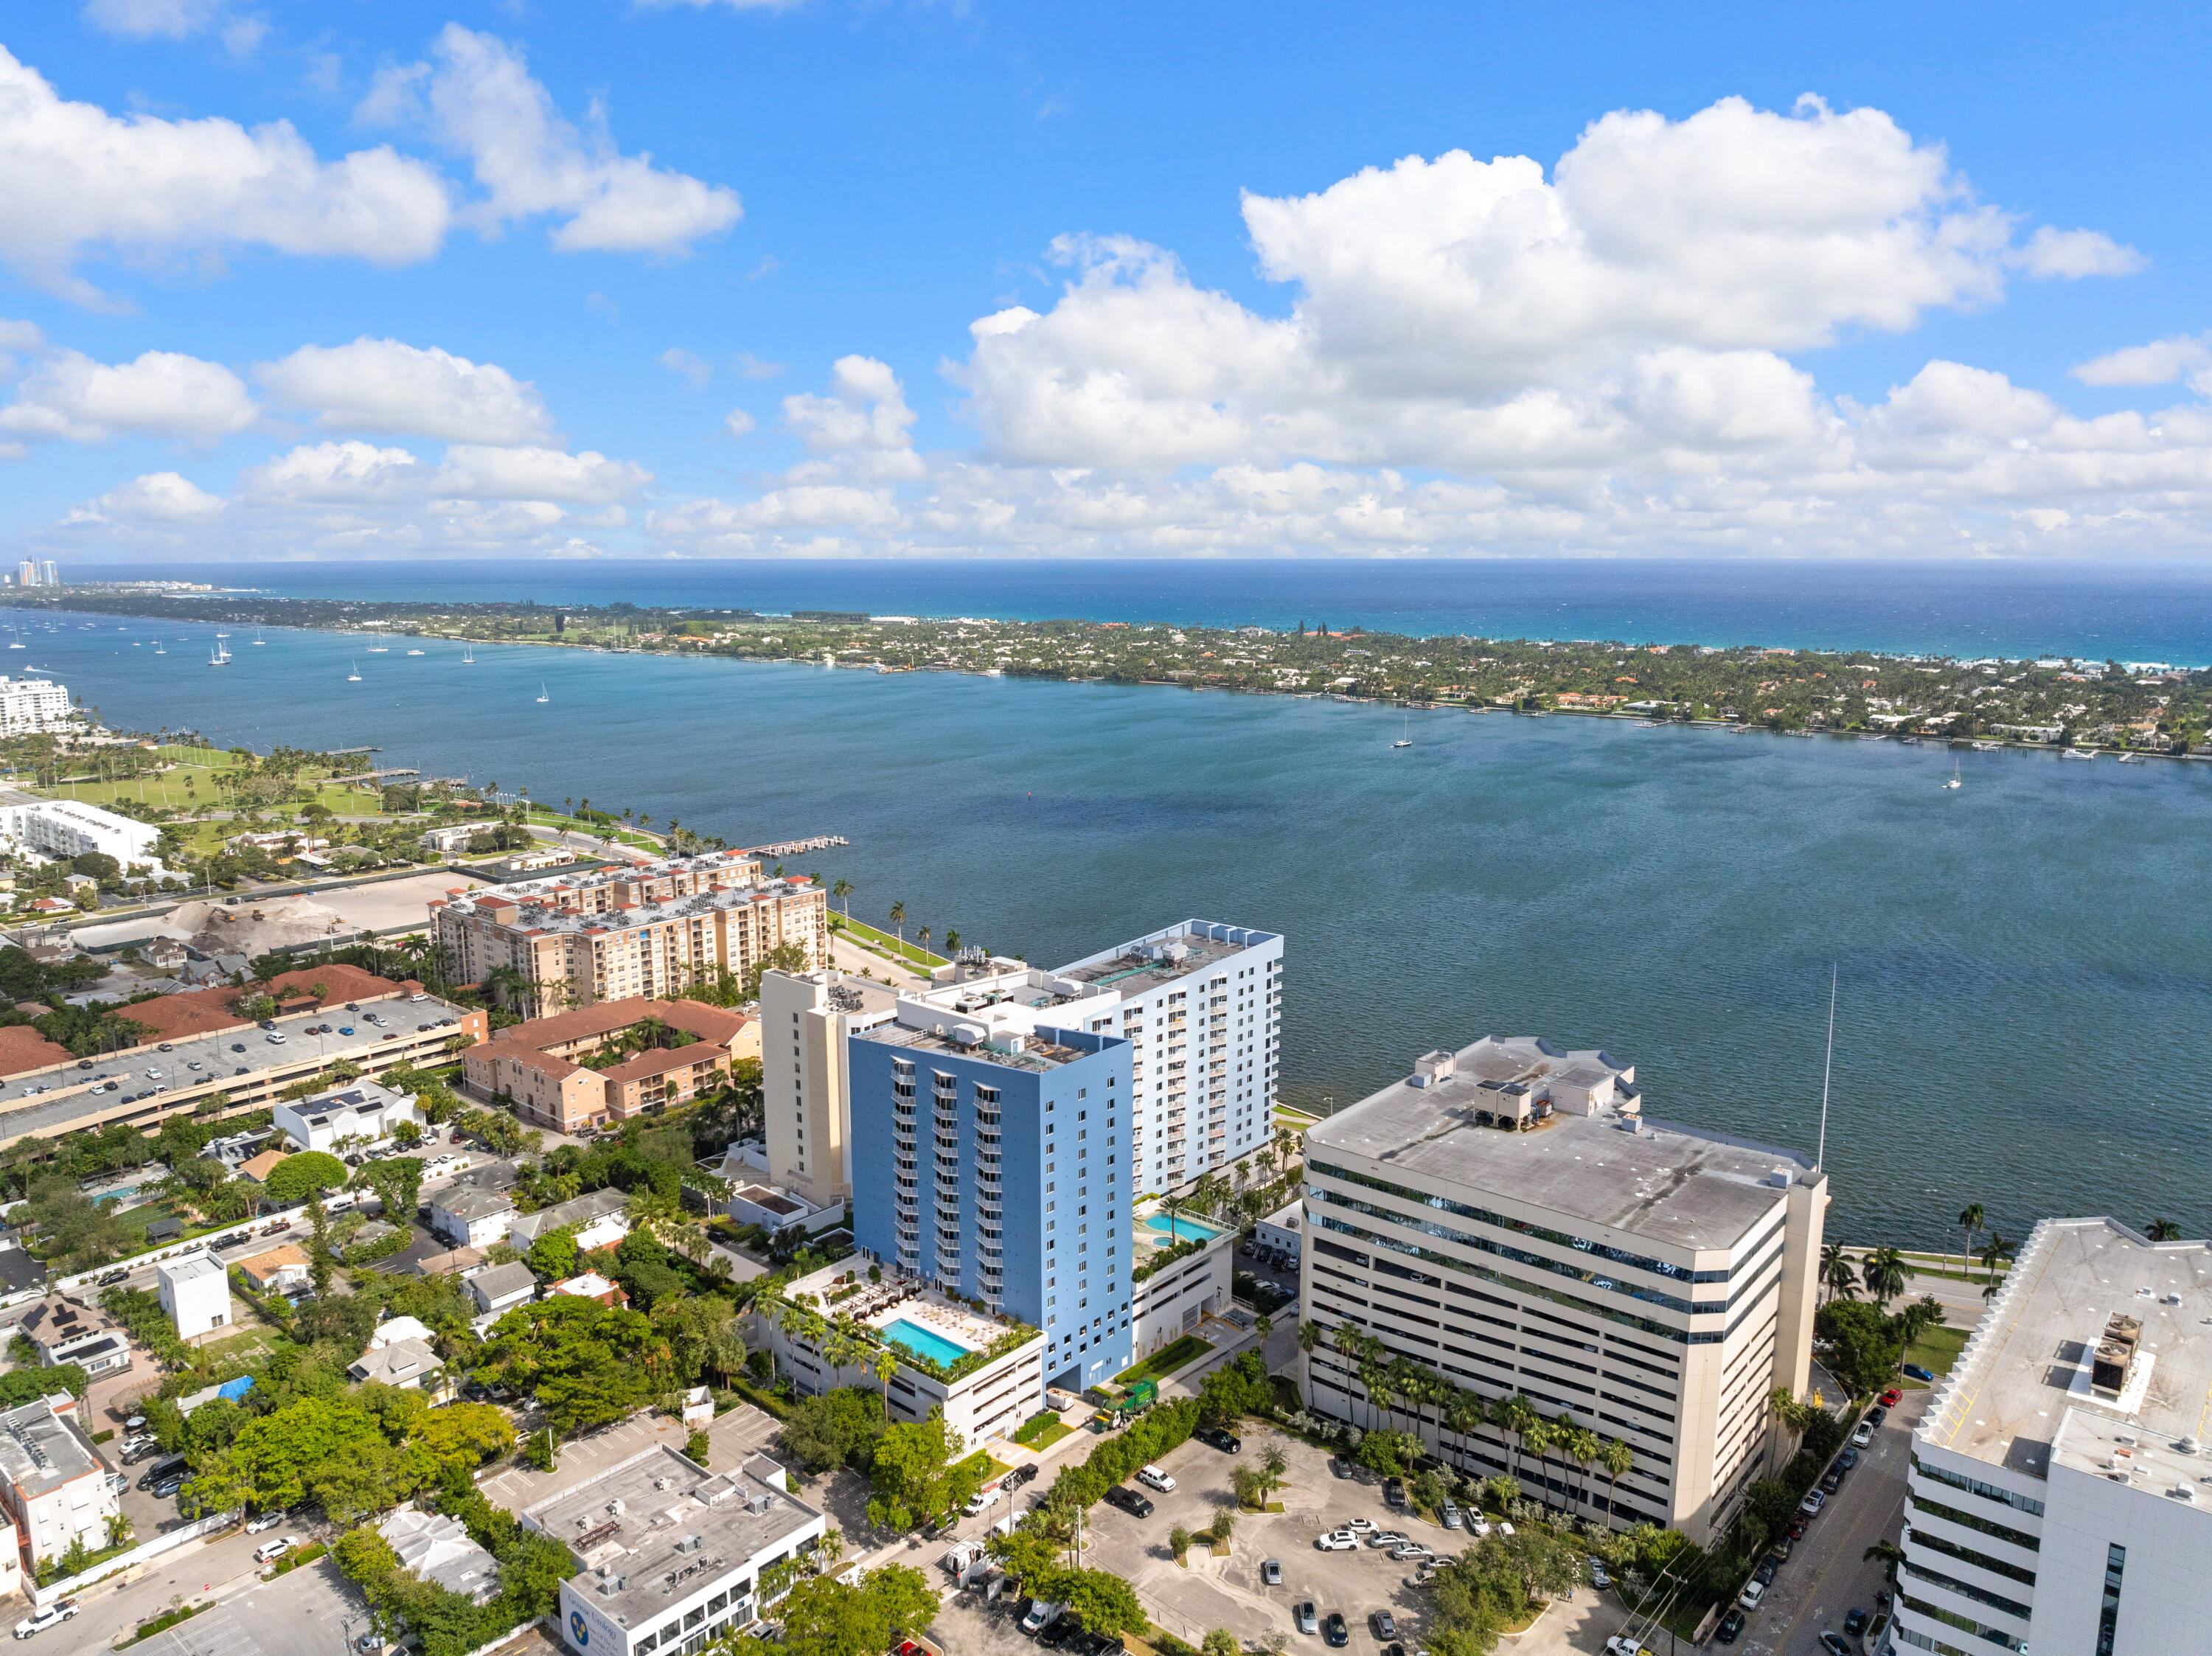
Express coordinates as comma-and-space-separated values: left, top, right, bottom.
1919, 1217, 2212, 1492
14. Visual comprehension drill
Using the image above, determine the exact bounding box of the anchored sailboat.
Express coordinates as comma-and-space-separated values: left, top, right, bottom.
347, 661, 362, 682
536, 683, 549, 703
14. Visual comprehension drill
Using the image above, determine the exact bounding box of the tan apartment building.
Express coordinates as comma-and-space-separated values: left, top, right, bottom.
462, 996, 756, 1133
1298, 1035, 1826, 1546
428, 851, 826, 1012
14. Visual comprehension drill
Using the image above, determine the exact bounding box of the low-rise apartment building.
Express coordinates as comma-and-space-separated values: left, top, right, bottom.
0, 964, 485, 1155
1899, 1217, 2212, 1656
430, 851, 826, 1012
507, 1187, 630, 1255
463, 997, 753, 1133
535, 1447, 824, 1656
0, 788, 161, 873
0, 1395, 119, 1577
430, 1183, 518, 1250
1299, 1035, 1826, 1545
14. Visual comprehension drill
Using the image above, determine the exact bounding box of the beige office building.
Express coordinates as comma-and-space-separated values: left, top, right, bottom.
758, 969, 898, 1208
1298, 1035, 1826, 1545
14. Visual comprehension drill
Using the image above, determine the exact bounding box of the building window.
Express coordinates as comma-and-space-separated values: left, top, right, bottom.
2096, 1542, 2125, 1656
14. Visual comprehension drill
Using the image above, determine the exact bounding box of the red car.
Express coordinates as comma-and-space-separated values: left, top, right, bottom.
1879, 1388, 1903, 1408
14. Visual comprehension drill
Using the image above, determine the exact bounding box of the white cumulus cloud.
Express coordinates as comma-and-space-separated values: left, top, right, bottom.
0, 347, 257, 444
2072, 333, 2212, 389
360, 25, 741, 256
0, 44, 450, 304
256, 338, 553, 445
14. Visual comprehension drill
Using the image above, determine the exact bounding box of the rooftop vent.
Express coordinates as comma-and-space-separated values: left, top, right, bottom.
1770, 1168, 1795, 1189
1410, 1051, 1455, 1088
950, 1023, 987, 1047
2093, 1314, 2145, 1399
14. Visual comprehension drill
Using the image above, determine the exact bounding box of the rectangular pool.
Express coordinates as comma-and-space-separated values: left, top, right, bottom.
882, 1318, 972, 1368
1143, 1213, 1222, 1243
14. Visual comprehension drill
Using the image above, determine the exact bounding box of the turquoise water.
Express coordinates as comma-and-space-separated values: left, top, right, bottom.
1145, 1214, 1224, 1243
19, 605, 2212, 1249
882, 1318, 970, 1366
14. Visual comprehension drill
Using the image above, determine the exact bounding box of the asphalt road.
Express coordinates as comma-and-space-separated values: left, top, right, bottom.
1738, 1394, 1921, 1656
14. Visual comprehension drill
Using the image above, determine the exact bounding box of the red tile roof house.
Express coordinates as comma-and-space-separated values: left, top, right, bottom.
462, 997, 749, 1134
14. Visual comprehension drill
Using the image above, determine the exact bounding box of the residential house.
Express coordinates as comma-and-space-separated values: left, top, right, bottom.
379, 1507, 500, 1604
236, 1245, 311, 1293
14, 1295, 131, 1378
348, 1337, 443, 1391
428, 1185, 516, 1250
465, 1262, 537, 1319
156, 1253, 231, 1338
549, 1272, 627, 1308
505, 1186, 630, 1256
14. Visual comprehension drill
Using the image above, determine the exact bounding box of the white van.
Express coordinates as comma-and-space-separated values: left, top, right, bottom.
1138, 1464, 1176, 1493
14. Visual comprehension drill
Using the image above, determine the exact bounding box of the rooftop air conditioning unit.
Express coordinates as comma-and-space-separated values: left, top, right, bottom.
676, 1534, 703, 1554
747, 1492, 773, 1515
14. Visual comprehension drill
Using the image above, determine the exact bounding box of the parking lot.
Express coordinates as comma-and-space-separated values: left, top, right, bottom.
125, 1553, 369, 1656
1071, 1425, 1642, 1656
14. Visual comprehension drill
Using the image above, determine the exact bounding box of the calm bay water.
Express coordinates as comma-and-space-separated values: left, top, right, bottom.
17, 591, 2212, 1252
67, 556, 2212, 664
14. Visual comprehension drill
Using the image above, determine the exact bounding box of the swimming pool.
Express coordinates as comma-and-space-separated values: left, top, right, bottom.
1143, 1214, 1222, 1243
882, 1318, 971, 1368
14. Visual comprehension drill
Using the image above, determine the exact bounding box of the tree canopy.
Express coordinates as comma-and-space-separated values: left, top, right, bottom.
265, 1150, 348, 1206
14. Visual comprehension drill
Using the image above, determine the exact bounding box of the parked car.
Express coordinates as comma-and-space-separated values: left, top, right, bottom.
1714, 1609, 1745, 1645
1753, 1557, 1777, 1587
1879, 1387, 1903, 1407
1345, 1517, 1377, 1535
1820, 1469, 1843, 1494
1369, 1612, 1397, 1641
1843, 1608, 1869, 1635
1103, 1486, 1153, 1518
1195, 1426, 1242, 1453
1819, 1635, 1852, 1656
1868, 1405, 1889, 1428
1388, 1543, 1431, 1562
1038, 1612, 1082, 1649
1589, 1556, 1612, 1590
1328, 1456, 1352, 1479
1382, 1477, 1407, 1508
1294, 1601, 1318, 1635
12, 1600, 77, 1640
1738, 1581, 1767, 1612
1321, 1612, 1348, 1649
254, 1537, 293, 1565
1366, 1531, 1407, 1551
1010, 1462, 1040, 1486
246, 1511, 285, 1534
1262, 1559, 1282, 1586
1902, 1363, 1937, 1382
1315, 1531, 1358, 1552
1137, 1464, 1176, 1492
1798, 1489, 1826, 1517
1839, 1447, 1861, 1470
1440, 1502, 1464, 1529
1851, 1420, 1875, 1447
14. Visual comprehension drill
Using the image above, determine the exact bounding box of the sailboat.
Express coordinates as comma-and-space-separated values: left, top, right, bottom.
347, 661, 362, 682
536, 682, 550, 703
462, 644, 475, 665
153, 640, 164, 655
1943, 759, 1961, 790
209, 639, 231, 667
1391, 711, 1412, 748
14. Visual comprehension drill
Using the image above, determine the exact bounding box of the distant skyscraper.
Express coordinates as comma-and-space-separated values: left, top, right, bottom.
39, 563, 55, 588
15, 561, 35, 589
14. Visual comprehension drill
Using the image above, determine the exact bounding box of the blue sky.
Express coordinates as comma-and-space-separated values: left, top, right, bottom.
3, 0, 2210, 560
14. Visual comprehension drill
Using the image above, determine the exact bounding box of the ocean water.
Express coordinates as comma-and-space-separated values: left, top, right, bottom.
64, 557, 2212, 664
17, 602, 2212, 1251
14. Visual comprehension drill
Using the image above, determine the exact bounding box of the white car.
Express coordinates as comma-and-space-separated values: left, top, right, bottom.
1315, 1530, 1359, 1551
1851, 1421, 1875, 1447
1344, 1516, 1378, 1535
246, 1511, 285, 1533
1588, 1556, 1612, 1590
13, 1601, 77, 1639
1737, 1580, 1766, 1612
254, 1537, 294, 1565
1137, 1464, 1176, 1493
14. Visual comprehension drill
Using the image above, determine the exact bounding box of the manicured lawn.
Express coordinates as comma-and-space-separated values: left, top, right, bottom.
1013, 1410, 1074, 1450
1905, 1321, 1970, 1381
1114, 1335, 1214, 1385
830, 914, 948, 970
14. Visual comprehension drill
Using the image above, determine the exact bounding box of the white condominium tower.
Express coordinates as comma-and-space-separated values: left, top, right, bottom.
1299, 1035, 1826, 1545
1898, 1218, 2212, 1656
0, 677, 72, 736
762, 918, 1280, 1204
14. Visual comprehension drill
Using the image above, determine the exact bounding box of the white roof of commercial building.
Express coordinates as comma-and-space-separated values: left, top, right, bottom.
1308, 1034, 1809, 1255
1918, 1217, 2212, 1495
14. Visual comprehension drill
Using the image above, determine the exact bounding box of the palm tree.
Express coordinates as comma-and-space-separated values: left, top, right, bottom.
1823, 1249, 1860, 1302
1329, 1323, 1361, 1418
944, 929, 960, 955
1565, 1424, 1601, 1515
1979, 1233, 2011, 1282
1863, 1247, 1910, 1309
1599, 1437, 1633, 1525
1357, 1344, 1393, 1433
1520, 1416, 1555, 1511
1297, 1321, 1322, 1361
2146, 1218, 2183, 1242
873, 1343, 899, 1419
917, 926, 931, 958
1818, 1241, 1850, 1304
1863, 1538, 1905, 1590
888, 900, 906, 944
1444, 1389, 1485, 1472
1956, 1203, 1985, 1277
1498, 1394, 1535, 1486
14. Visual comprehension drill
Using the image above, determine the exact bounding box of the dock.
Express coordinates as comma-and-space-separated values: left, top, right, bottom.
745, 835, 849, 857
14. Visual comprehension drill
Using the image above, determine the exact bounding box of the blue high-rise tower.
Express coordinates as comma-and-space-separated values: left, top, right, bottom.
850, 1016, 1133, 1391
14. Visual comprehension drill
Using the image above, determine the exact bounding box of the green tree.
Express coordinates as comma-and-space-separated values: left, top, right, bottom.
772, 1564, 939, 1656
777, 1388, 888, 1475
866, 1408, 975, 1533
1055, 1568, 1147, 1636
2146, 1218, 2183, 1242
1955, 1203, 1985, 1277
1861, 1246, 1910, 1309
525, 1225, 582, 1283
264, 1150, 348, 1207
